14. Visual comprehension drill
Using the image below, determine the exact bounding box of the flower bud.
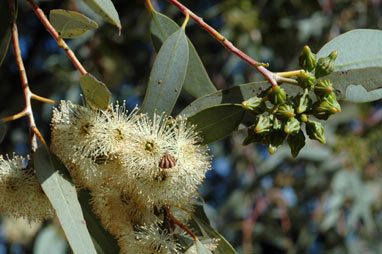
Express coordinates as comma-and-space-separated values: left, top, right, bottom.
313, 92, 341, 119
266, 131, 287, 155
315, 50, 338, 78
300, 114, 308, 122
272, 116, 282, 130
294, 90, 312, 114
297, 71, 316, 90
287, 130, 306, 158
254, 115, 273, 134
268, 86, 286, 105
305, 120, 326, 144
276, 104, 295, 119
314, 79, 333, 98
284, 117, 300, 134
299, 45, 317, 72
241, 96, 266, 115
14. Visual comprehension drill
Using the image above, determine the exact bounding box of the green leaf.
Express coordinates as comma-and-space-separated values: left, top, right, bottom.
141, 28, 189, 118
317, 29, 382, 70
180, 81, 302, 118
0, 0, 17, 67
324, 67, 382, 103
0, 121, 7, 144
81, 0, 121, 32
49, 9, 98, 39
150, 11, 216, 98
34, 147, 97, 254
191, 205, 237, 254
187, 104, 245, 145
80, 73, 111, 110
78, 190, 120, 254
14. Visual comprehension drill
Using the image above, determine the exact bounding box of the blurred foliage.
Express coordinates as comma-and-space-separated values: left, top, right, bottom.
0, 0, 381, 253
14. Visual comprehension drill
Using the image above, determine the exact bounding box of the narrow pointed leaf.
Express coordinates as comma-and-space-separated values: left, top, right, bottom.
80, 73, 111, 110
81, 0, 121, 32
78, 190, 120, 253
317, 29, 382, 70
141, 28, 189, 118
49, 9, 98, 38
191, 205, 238, 254
34, 147, 97, 254
0, 0, 17, 67
150, 11, 216, 98
187, 104, 245, 144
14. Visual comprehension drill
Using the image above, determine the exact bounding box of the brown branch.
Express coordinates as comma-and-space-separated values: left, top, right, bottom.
25, 0, 87, 75
8, 0, 46, 150
165, 207, 197, 241
165, 0, 278, 87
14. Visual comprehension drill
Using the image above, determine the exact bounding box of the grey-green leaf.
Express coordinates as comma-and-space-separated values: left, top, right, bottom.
34, 147, 97, 254
187, 104, 245, 145
150, 10, 216, 98
80, 73, 111, 110
81, 0, 121, 32
49, 9, 98, 39
141, 28, 189, 118
191, 206, 238, 254
317, 29, 382, 70
78, 190, 120, 253
0, 0, 17, 67
324, 67, 382, 102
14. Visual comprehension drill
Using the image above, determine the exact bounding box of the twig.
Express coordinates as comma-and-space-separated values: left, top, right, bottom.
25, 0, 87, 75
165, 0, 278, 87
7, 0, 46, 149
165, 207, 197, 241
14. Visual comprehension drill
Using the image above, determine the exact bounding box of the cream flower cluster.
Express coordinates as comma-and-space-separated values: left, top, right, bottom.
50, 100, 213, 253
0, 154, 54, 222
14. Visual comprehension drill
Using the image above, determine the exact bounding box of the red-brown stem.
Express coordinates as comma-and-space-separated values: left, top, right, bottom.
165, 207, 197, 241
8, 0, 46, 150
166, 0, 278, 87
25, 0, 87, 75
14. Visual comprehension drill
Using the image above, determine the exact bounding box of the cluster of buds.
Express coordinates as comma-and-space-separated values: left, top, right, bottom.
242, 46, 340, 157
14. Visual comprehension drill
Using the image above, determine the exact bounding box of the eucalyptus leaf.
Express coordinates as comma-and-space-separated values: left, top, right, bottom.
81, 0, 121, 32
141, 28, 189, 118
49, 9, 98, 38
187, 104, 245, 144
0, 121, 7, 144
78, 190, 120, 254
191, 206, 238, 254
324, 67, 382, 102
150, 10, 216, 98
317, 29, 382, 70
0, 0, 17, 67
34, 147, 97, 254
80, 73, 111, 110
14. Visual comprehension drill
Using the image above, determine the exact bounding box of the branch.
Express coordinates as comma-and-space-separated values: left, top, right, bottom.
165, 0, 278, 87
165, 207, 197, 241
25, 0, 87, 75
7, 0, 46, 150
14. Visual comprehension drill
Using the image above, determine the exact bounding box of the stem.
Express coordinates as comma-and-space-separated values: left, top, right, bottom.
277, 69, 304, 78
8, 0, 46, 149
165, 0, 278, 87
25, 0, 87, 75
165, 207, 197, 241
31, 93, 59, 104
1, 110, 27, 122
145, 0, 155, 13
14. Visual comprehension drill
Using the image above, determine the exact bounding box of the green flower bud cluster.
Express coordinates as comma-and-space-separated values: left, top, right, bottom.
241, 46, 341, 158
